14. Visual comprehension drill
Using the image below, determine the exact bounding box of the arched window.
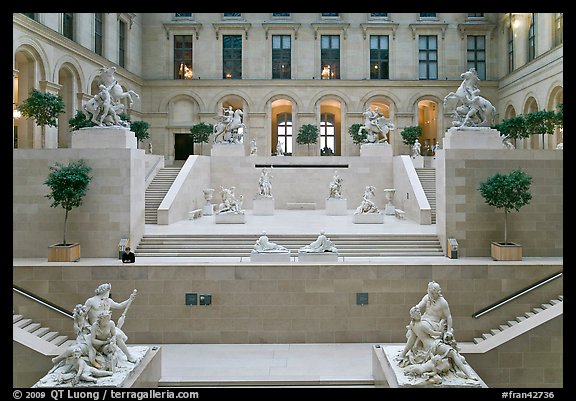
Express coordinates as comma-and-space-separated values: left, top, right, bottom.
277, 112, 292, 154
320, 113, 335, 154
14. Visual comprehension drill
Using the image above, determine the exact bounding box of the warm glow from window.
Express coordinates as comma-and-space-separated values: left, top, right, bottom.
225, 72, 232, 79
179, 63, 193, 79
321, 65, 331, 79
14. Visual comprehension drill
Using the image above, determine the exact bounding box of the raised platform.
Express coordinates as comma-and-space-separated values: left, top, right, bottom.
71, 127, 138, 149
353, 212, 384, 224
297, 251, 339, 262
443, 127, 503, 149
325, 198, 347, 215
250, 250, 291, 262
214, 212, 246, 224
253, 197, 275, 215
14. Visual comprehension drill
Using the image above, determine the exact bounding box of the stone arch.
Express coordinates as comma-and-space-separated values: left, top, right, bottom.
55, 61, 83, 148
264, 93, 301, 157
312, 93, 349, 156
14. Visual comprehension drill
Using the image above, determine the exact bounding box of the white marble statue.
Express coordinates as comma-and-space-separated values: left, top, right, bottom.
253, 231, 289, 253
502, 136, 515, 149
276, 140, 284, 156
47, 283, 139, 386
412, 139, 421, 157
443, 68, 496, 128
299, 231, 338, 253
328, 170, 343, 199
217, 186, 244, 214
250, 139, 257, 155
359, 107, 394, 143
395, 281, 478, 385
213, 106, 246, 144
556, 142, 563, 150
257, 167, 273, 198
83, 66, 139, 128
354, 185, 380, 214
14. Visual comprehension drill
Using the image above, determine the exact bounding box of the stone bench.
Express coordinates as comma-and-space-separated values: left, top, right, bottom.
188, 209, 203, 220
286, 202, 317, 210
394, 209, 406, 219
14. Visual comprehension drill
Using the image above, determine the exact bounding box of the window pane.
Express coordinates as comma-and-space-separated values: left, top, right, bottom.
272, 35, 281, 48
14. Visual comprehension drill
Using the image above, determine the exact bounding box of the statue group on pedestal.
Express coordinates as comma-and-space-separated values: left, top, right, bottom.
83, 66, 139, 128
213, 106, 246, 144
49, 283, 138, 386
253, 231, 338, 254
256, 168, 273, 198
328, 171, 344, 199
359, 107, 395, 144
217, 186, 244, 214
354, 185, 381, 214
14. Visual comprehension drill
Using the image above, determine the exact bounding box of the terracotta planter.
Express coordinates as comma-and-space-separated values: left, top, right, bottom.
491, 242, 522, 261
48, 243, 81, 262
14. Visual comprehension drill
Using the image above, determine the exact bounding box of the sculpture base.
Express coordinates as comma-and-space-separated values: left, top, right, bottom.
411, 155, 424, 168
203, 203, 214, 216
71, 127, 137, 149
353, 213, 384, 224
360, 143, 392, 157
384, 204, 396, 215
33, 345, 161, 388
250, 251, 291, 262
214, 212, 246, 224
325, 198, 347, 215
443, 127, 503, 149
253, 197, 275, 215
373, 344, 487, 388
211, 142, 245, 156
297, 251, 339, 262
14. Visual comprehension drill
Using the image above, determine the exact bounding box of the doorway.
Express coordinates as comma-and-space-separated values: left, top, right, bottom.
175, 133, 194, 160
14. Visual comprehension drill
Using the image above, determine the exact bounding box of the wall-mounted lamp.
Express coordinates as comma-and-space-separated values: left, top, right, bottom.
13, 103, 21, 119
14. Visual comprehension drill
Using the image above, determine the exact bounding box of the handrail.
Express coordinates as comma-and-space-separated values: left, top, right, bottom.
472, 271, 562, 319
13, 285, 73, 319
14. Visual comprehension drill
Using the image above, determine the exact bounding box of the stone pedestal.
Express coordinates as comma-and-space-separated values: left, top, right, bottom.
360, 143, 392, 158
211, 143, 245, 156
372, 344, 488, 388
297, 251, 339, 262
353, 213, 384, 224
325, 198, 347, 215
214, 213, 246, 224
203, 204, 214, 216
202, 188, 215, 216
443, 127, 503, 149
71, 127, 137, 149
253, 197, 275, 215
411, 155, 424, 168
383, 188, 396, 215
250, 251, 291, 262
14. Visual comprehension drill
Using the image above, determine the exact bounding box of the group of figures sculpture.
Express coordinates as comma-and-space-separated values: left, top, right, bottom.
395, 281, 479, 385
359, 106, 395, 144
46, 283, 139, 386
217, 186, 244, 214
354, 185, 381, 214
443, 67, 496, 128
253, 230, 338, 254
328, 170, 344, 199
213, 106, 246, 144
83, 67, 139, 128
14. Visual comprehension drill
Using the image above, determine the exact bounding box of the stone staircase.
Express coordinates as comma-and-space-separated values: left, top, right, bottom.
145, 167, 181, 224
13, 312, 72, 349
135, 233, 445, 258
461, 295, 563, 354
415, 168, 436, 224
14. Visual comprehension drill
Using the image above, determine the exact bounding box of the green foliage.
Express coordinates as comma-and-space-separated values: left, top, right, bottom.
555, 103, 563, 127
296, 124, 319, 149
17, 88, 65, 128
525, 110, 557, 137
69, 110, 96, 131
348, 123, 366, 145
493, 114, 529, 140
190, 122, 213, 144
44, 160, 93, 245
478, 169, 532, 244
130, 120, 150, 142
400, 126, 422, 146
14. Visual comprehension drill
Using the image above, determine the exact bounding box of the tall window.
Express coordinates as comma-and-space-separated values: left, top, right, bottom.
119, 20, 127, 68
95, 13, 103, 56
320, 113, 335, 153
370, 35, 389, 79
418, 35, 437, 80
553, 13, 563, 46
528, 14, 536, 61
507, 19, 514, 73
223, 35, 242, 79
174, 35, 193, 79
277, 113, 293, 154
467, 36, 486, 80
272, 35, 291, 79
63, 13, 74, 40
321, 35, 340, 79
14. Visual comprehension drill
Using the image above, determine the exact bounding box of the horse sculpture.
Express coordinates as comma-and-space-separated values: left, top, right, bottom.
358, 108, 395, 143
213, 109, 246, 143
443, 68, 495, 128
97, 66, 140, 109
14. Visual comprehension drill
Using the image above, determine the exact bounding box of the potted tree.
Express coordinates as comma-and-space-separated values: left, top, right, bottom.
17, 88, 65, 148
190, 122, 214, 155
348, 123, 367, 146
400, 125, 422, 154
493, 114, 529, 147
524, 110, 558, 149
69, 109, 97, 131
45, 159, 93, 262
478, 169, 532, 261
296, 124, 319, 155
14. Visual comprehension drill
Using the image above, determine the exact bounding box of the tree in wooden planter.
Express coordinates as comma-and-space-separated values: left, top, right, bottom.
478, 169, 532, 260
296, 124, 319, 155
190, 122, 214, 154
17, 88, 65, 148
44, 159, 93, 261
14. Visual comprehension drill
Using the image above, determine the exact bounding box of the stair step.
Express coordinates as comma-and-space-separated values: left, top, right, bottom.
550, 299, 561, 305
50, 335, 69, 346
490, 328, 501, 336
507, 320, 519, 326
516, 316, 527, 322
473, 337, 484, 344
32, 327, 51, 337
532, 307, 544, 314
13, 314, 24, 324
481, 333, 493, 340
499, 324, 510, 331
14, 318, 33, 328
23, 322, 42, 333
558, 295, 563, 301
540, 303, 553, 309
524, 312, 536, 318
40, 331, 59, 341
